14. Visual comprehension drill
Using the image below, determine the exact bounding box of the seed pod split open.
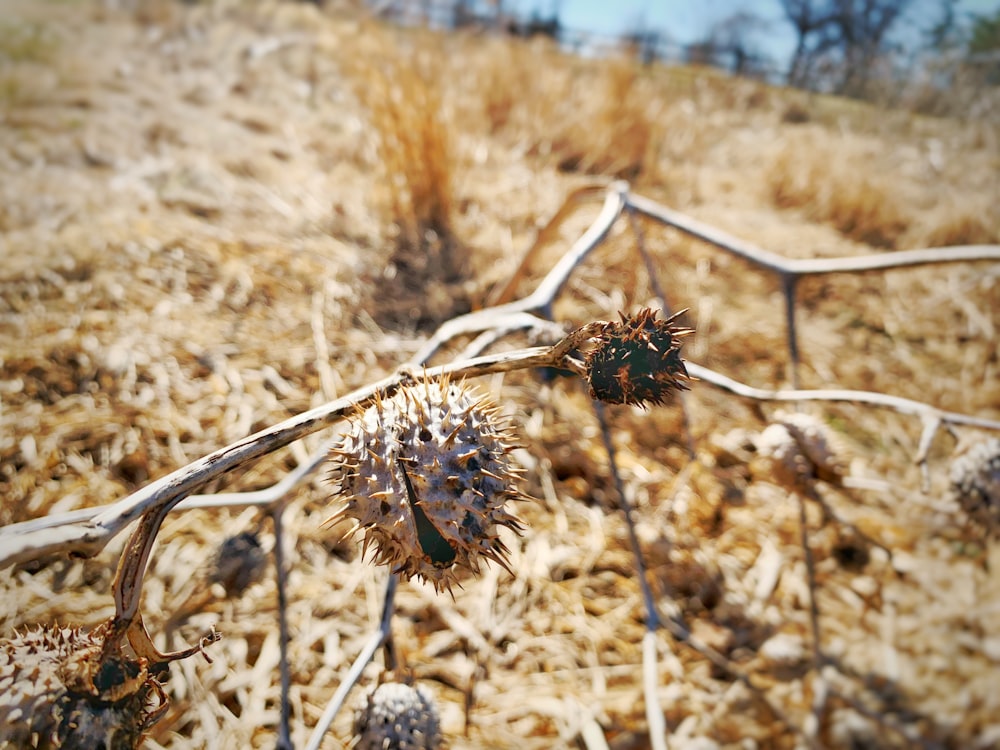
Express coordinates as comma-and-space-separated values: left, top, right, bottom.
326, 376, 528, 592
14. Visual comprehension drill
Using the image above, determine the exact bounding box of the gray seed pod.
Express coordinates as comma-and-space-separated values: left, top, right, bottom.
950, 437, 1000, 535
327, 376, 528, 592
0, 624, 164, 750
354, 681, 441, 750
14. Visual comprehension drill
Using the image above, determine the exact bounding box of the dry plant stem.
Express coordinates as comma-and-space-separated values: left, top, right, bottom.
795, 493, 823, 664
781, 273, 801, 389
0, 344, 576, 569
106, 500, 219, 672
488, 182, 616, 306
412, 182, 628, 364
625, 192, 1000, 275
641, 630, 668, 750
625, 191, 1000, 385
593, 403, 660, 627
272, 506, 294, 750
626, 206, 695, 457
593, 402, 667, 750
795, 490, 826, 748
685, 362, 1000, 473
597, 404, 802, 744
6, 355, 997, 568
304, 575, 398, 750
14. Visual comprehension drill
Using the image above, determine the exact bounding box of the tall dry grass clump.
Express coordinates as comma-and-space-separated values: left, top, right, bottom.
767, 130, 911, 248
915, 202, 999, 247
550, 56, 662, 179
467, 42, 669, 182
347, 29, 464, 286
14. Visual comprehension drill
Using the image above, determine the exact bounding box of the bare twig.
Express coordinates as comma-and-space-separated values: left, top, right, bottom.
0, 345, 574, 569
593, 401, 666, 750
272, 506, 294, 750
624, 191, 1000, 386
304, 576, 398, 750
795, 489, 826, 748
626, 207, 695, 458
625, 192, 1000, 275
5, 353, 996, 569
412, 182, 627, 364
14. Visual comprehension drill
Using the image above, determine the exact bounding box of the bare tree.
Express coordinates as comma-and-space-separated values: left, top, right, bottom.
780, 0, 914, 95
709, 11, 773, 77
833, 0, 914, 96
781, 0, 840, 87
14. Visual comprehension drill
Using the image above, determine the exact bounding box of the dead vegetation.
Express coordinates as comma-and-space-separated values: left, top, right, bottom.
2, 1, 999, 749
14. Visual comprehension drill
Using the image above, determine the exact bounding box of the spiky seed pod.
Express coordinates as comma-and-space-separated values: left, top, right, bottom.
211, 531, 266, 597
326, 376, 528, 592
950, 437, 1000, 536
0, 624, 166, 750
755, 412, 846, 490
354, 681, 442, 750
584, 308, 693, 407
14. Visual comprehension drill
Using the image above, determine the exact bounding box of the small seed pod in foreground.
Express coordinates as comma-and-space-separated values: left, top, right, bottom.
354, 681, 441, 750
950, 437, 1000, 536
326, 376, 528, 592
0, 624, 166, 749
584, 308, 693, 407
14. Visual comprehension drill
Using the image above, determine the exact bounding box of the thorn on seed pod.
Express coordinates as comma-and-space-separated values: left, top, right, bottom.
950, 437, 1000, 537
354, 680, 441, 750
325, 374, 529, 593
584, 308, 694, 407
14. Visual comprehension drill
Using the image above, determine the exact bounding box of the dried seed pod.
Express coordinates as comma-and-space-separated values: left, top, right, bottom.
950, 437, 1000, 536
326, 375, 528, 592
0, 624, 166, 750
210, 531, 266, 597
354, 681, 441, 750
584, 308, 693, 407
755, 422, 811, 489
774, 411, 846, 485
755, 412, 846, 490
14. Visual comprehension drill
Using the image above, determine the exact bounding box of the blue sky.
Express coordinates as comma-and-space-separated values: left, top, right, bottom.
506, 0, 1000, 69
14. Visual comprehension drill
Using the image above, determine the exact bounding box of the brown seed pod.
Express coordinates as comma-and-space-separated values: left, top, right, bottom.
754, 411, 847, 490
325, 375, 528, 592
353, 681, 441, 750
0, 623, 167, 750
950, 437, 1000, 536
584, 308, 693, 407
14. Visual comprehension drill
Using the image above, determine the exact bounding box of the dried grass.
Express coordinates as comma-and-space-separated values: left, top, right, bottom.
349, 31, 457, 271
767, 131, 911, 249
341, 26, 472, 329
914, 202, 999, 248
549, 56, 662, 179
